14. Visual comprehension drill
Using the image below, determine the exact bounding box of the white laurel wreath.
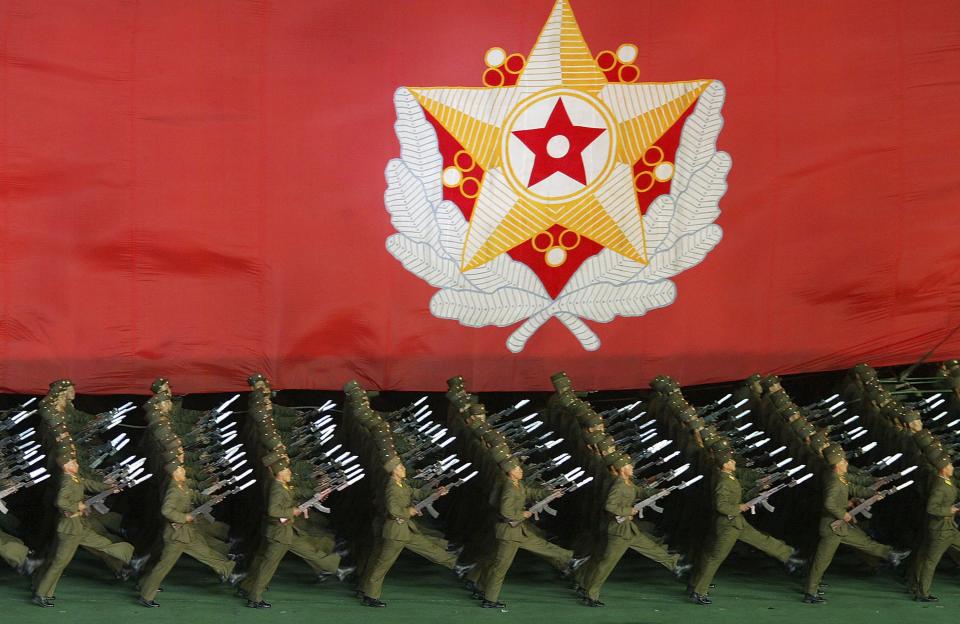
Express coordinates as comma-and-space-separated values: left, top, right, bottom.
384, 81, 730, 353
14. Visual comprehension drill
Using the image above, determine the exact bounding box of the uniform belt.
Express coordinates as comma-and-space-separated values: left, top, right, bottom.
387, 515, 406, 525
499, 516, 522, 528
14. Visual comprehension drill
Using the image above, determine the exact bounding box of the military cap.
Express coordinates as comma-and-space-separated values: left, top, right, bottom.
447, 375, 465, 387
714, 449, 735, 466
270, 457, 291, 473
610, 454, 632, 470
824, 445, 846, 465
932, 453, 953, 471
247, 372, 269, 387
499, 458, 520, 474
688, 416, 706, 431
151, 377, 170, 394
261, 450, 288, 467
900, 409, 921, 424
469, 404, 486, 416
550, 371, 570, 383
163, 462, 183, 476
745, 373, 762, 385
383, 456, 402, 473
810, 429, 830, 451
761, 375, 781, 389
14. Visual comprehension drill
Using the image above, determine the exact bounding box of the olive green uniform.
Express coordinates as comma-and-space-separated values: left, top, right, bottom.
691, 470, 793, 595
580, 477, 681, 600
915, 474, 960, 597
804, 471, 893, 594
137, 481, 236, 601
0, 529, 29, 570
35, 473, 135, 598
359, 478, 458, 600
479, 479, 573, 603
243, 479, 341, 603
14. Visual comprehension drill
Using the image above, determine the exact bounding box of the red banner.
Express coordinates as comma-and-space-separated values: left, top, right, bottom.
0, 0, 958, 394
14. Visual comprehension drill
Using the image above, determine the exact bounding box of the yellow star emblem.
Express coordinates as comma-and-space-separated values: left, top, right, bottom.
408, 0, 712, 271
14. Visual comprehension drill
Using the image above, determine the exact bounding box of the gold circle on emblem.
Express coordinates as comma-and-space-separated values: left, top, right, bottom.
618, 64, 640, 83
483, 67, 505, 87
500, 87, 618, 206
596, 50, 617, 71
558, 229, 580, 251
531, 231, 554, 253
454, 150, 475, 172
504, 53, 526, 75
634, 171, 655, 193
642, 145, 664, 167
460, 176, 481, 199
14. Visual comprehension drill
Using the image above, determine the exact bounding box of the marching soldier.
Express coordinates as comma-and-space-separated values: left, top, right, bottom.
910, 453, 958, 602
689, 449, 804, 605
136, 464, 243, 607
358, 457, 471, 607
475, 459, 583, 609
241, 457, 353, 608
33, 457, 145, 607
576, 454, 690, 606
803, 446, 910, 603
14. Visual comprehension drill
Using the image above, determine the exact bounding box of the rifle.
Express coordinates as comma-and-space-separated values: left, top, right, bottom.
0, 467, 50, 513
867, 453, 902, 474
527, 476, 594, 519
88, 433, 131, 469
801, 394, 840, 410
190, 479, 257, 522
832, 479, 915, 530
0, 427, 35, 451
870, 465, 917, 491
0, 397, 37, 419
704, 399, 750, 424
190, 394, 240, 433
523, 453, 572, 483
74, 402, 136, 444
847, 441, 878, 459
385, 396, 429, 422
630, 474, 705, 519
0, 449, 44, 480
644, 463, 690, 489
202, 467, 254, 496
633, 449, 680, 474
697, 393, 733, 416
485, 400, 531, 426
601, 402, 644, 425
298, 466, 365, 517
744, 472, 813, 514
0, 406, 36, 430
494, 413, 540, 435
412, 455, 459, 481
509, 437, 562, 459
83, 461, 152, 515
415, 466, 478, 518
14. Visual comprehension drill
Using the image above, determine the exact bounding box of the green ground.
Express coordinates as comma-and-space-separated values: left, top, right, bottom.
3, 549, 959, 623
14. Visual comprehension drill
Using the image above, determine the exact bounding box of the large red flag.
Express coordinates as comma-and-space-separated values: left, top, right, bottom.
0, 0, 958, 393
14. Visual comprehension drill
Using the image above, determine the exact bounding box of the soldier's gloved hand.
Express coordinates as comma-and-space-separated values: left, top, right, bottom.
437, 486, 449, 497
523, 511, 533, 519
185, 514, 195, 523
409, 506, 422, 517
843, 512, 855, 523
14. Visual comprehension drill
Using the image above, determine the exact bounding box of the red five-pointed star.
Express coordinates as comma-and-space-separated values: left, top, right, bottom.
512, 97, 606, 188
